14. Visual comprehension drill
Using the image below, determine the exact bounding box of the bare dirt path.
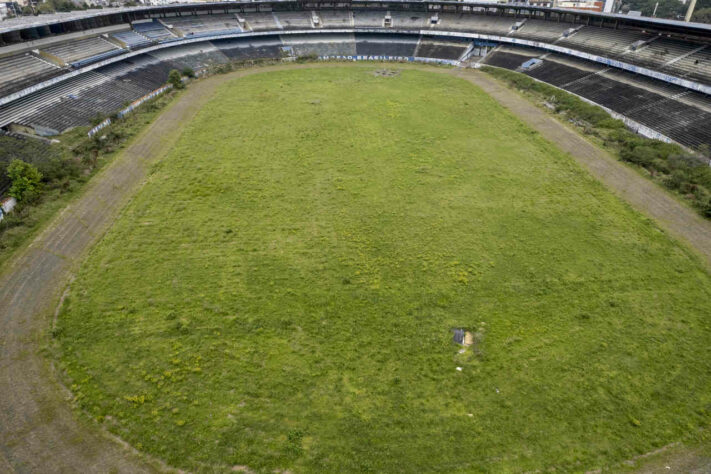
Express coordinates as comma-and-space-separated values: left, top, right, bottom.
452, 68, 711, 269
0, 63, 710, 473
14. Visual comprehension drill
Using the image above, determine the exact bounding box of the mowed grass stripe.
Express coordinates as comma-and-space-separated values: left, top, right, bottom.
56, 67, 711, 473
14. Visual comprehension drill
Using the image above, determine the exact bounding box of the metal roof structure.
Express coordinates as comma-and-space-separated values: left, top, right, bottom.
0, 8, 130, 33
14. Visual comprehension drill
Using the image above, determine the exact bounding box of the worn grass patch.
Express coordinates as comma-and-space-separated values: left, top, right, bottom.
56, 67, 711, 473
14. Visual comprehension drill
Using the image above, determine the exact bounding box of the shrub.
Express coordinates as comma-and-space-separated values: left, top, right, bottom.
37, 157, 81, 183
693, 185, 711, 207
596, 117, 626, 130
690, 166, 711, 190
211, 63, 234, 75
621, 145, 658, 167
0, 209, 25, 231
168, 69, 184, 89
296, 53, 318, 62
651, 158, 670, 174
665, 169, 688, 191
90, 113, 106, 126
7, 159, 43, 202
669, 153, 703, 171
703, 199, 711, 218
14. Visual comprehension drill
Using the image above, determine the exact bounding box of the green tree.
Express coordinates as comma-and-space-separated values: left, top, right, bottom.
37, 2, 55, 14
7, 160, 43, 202
167, 69, 184, 89
693, 7, 711, 23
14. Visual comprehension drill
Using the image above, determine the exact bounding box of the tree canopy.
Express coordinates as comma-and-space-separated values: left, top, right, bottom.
7, 160, 43, 203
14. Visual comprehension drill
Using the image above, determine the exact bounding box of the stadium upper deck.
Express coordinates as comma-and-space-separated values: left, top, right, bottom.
1, 0, 711, 43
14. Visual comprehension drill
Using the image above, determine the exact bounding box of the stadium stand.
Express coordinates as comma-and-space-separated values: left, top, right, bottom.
480, 46, 540, 69
18, 74, 148, 133
281, 34, 357, 57
242, 12, 280, 31
318, 10, 353, 28
101, 55, 180, 91
148, 43, 230, 71
629, 37, 707, 75
0, 53, 62, 97
557, 26, 648, 58
503, 49, 606, 83
111, 30, 153, 49
664, 46, 711, 83
40, 36, 119, 65
481, 48, 711, 149
388, 11, 428, 30
525, 59, 598, 86
132, 20, 175, 42
210, 36, 286, 61
353, 11, 386, 28
435, 14, 515, 35
70, 49, 126, 69
1, 2, 711, 150
0, 71, 116, 133
0, 48, 202, 135
415, 38, 470, 60
275, 11, 314, 29
511, 19, 574, 43
681, 89, 711, 114
163, 14, 243, 37
354, 33, 419, 56
566, 72, 678, 114
602, 67, 687, 97
625, 97, 711, 149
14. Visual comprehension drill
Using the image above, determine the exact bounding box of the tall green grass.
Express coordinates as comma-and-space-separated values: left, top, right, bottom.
56, 67, 711, 473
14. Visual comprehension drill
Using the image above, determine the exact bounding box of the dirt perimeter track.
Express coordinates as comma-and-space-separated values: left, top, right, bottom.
0, 64, 709, 473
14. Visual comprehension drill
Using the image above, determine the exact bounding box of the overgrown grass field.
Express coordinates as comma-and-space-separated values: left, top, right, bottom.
56, 67, 711, 472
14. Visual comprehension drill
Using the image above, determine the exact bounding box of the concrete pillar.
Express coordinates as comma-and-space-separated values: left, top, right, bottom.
685, 0, 697, 22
